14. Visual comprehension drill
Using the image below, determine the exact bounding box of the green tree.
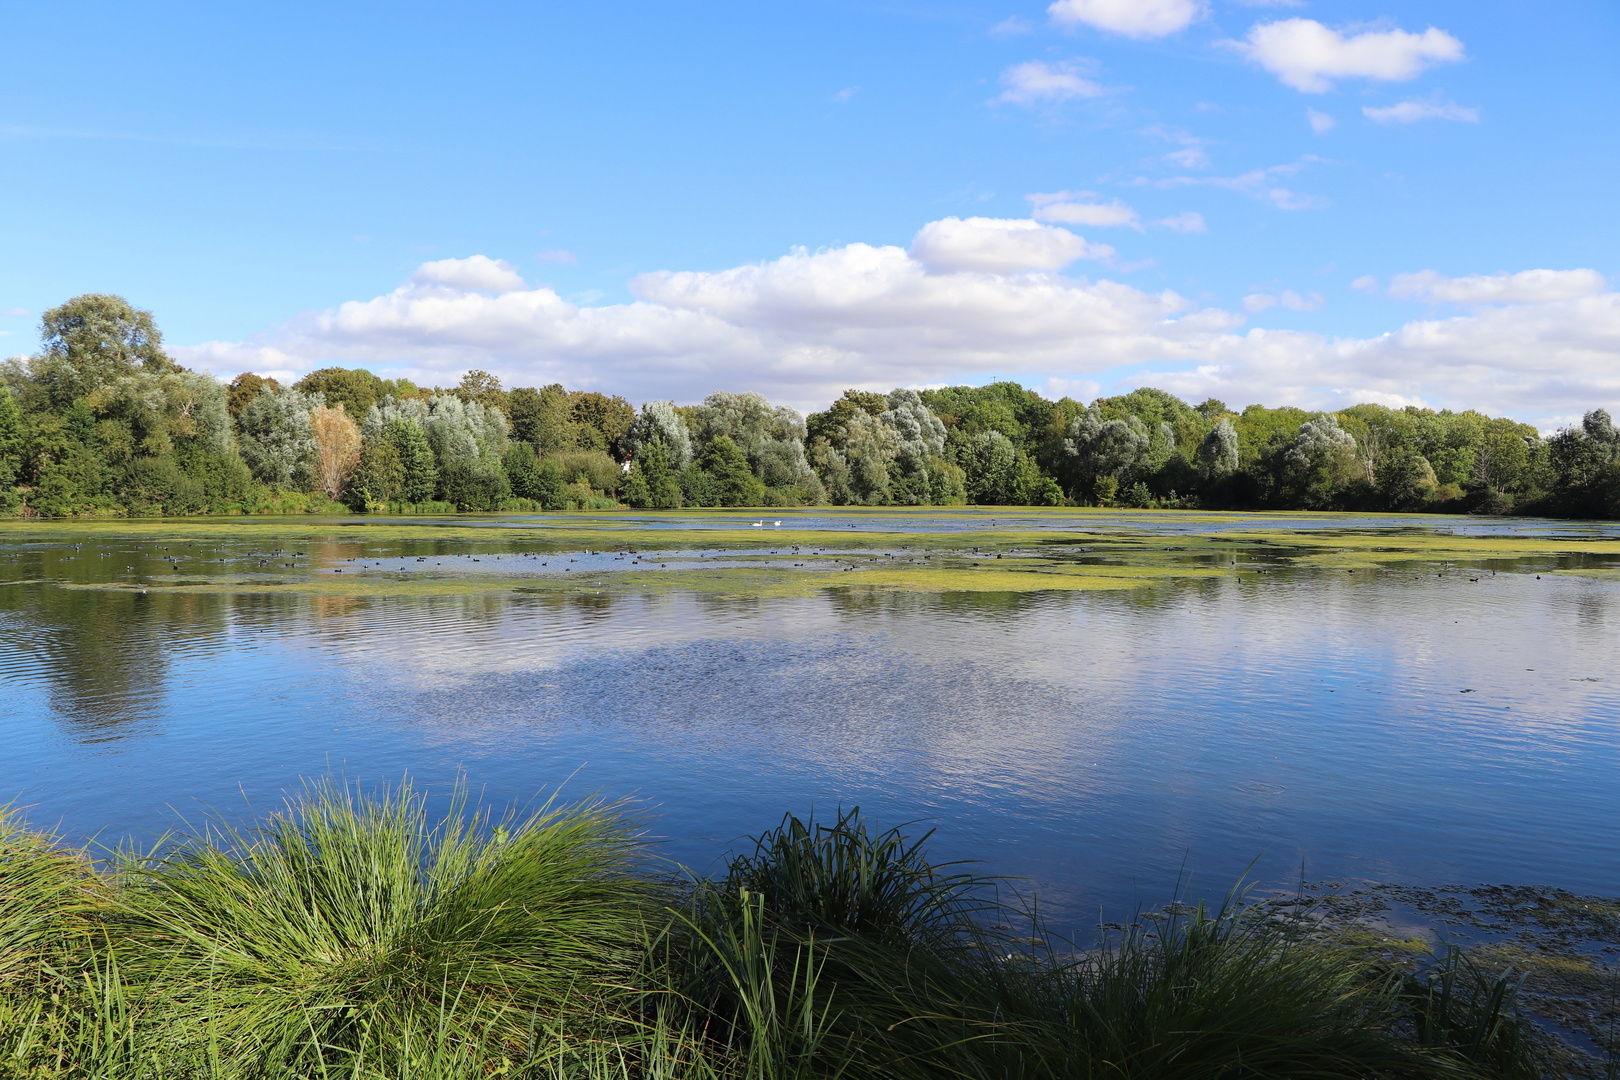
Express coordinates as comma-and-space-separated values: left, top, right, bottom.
506, 386, 545, 446
226, 372, 279, 417
963, 430, 1019, 504
535, 457, 568, 510
623, 401, 693, 470
806, 389, 887, 448
0, 386, 21, 493
1198, 418, 1239, 481
569, 391, 635, 456
384, 418, 438, 503
347, 435, 406, 510
239, 387, 321, 488
1546, 409, 1620, 518
456, 370, 509, 414
294, 368, 384, 420
701, 434, 765, 506
1284, 414, 1360, 509
529, 385, 579, 452
31, 294, 175, 408
623, 438, 683, 508
504, 441, 543, 500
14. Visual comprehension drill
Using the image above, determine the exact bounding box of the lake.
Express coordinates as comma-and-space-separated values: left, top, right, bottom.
3, 508, 1618, 932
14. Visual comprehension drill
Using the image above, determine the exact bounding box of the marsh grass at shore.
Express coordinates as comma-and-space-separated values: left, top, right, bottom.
2, 781, 1598, 1079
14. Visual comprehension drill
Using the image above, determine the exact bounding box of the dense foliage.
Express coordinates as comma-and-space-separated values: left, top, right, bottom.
3, 294, 1616, 518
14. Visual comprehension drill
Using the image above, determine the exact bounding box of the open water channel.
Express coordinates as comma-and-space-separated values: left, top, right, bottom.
3, 510, 1619, 930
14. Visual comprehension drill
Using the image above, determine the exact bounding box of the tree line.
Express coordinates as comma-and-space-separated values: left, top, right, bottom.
3, 293, 1618, 518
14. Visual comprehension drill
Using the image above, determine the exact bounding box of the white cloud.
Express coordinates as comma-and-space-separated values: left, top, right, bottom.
2, 307, 30, 318
1350, 275, 1380, 294
995, 60, 1109, 106
1147, 295, 1620, 429
1388, 269, 1608, 305
909, 217, 1114, 272
535, 249, 579, 265
1153, 212, 1207, 233
1307, 108, 1336, 133
1363, 96, 1480, 125
173, 233, 1620, 429
832, 85, 861, 103
1232, 19, 1466, 93
1243, 294, 1276, 312
1028, 191, 1142, 229
1048, 0, 1206, 39
988, 15, 1032, 36
410, 255, 526, 293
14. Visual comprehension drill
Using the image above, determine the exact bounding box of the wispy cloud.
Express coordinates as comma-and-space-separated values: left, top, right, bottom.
536, 249, 579, 266
1363, 96, 1479, 125
994, 60, 1112, 107
831, 85, 861, 103
1141, 124, 1212, 170
1245, 289, 1323, 312
1153, 212, 1207, 233
1028, 191, 1142, 229
1306, 109, 1336, 133
1149, 158, 1327, 210
1387, 269, 1606, 304
988, 15, 1032, 36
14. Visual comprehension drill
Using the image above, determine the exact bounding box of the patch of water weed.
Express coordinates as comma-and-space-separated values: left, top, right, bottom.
1260, 883, 1620, 1078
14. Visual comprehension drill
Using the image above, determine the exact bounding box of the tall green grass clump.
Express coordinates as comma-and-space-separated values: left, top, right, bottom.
107, 779, 658, 1074
673, 809, 1544, 1080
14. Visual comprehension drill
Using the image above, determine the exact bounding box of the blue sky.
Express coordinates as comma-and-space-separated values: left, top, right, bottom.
2, 1, 1616, 425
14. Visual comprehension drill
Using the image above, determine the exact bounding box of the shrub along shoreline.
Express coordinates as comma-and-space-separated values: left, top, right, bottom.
0, 781, 1572, 1079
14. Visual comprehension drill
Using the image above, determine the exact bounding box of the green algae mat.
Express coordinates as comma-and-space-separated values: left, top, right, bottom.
3, 507, 1619, 600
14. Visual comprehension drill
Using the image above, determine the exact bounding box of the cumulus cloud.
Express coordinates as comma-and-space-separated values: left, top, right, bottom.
1307, 108, 1336, 133
1363, 96, 1480, 124
1233, 19, 1466, 93
1388, 269, 1608, 304
172, 230, 1620, 429
1028, 191, 1142, 229
1048, 0, 1206, 39
1146, 294, 1620, 428
411, 255, 527, 293
995, 60, 1109, 105
909, 217, 1114, 272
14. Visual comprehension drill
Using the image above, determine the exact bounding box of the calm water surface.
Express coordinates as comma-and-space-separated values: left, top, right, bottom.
3, 513, 1618, 929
